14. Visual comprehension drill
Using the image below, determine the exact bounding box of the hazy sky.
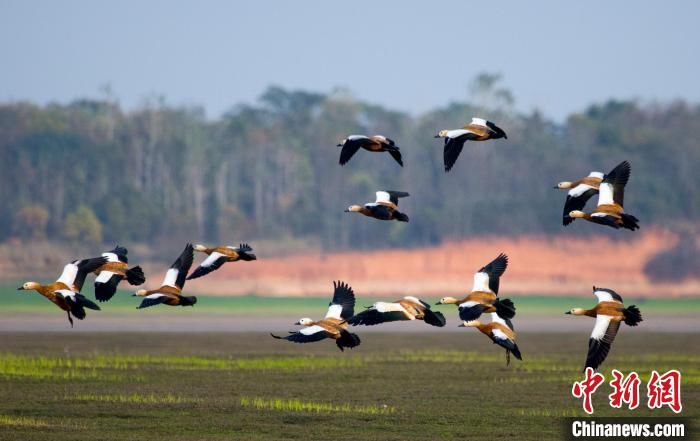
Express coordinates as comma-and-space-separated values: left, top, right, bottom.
1, 0, 699, 121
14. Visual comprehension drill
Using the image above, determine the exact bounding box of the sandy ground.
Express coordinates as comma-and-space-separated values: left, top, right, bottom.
1, 312, 697, 333
140, 229, 699, 298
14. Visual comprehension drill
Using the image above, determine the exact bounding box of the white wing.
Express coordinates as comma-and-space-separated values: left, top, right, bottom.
471, 117, 488, 127
490, 312, 507, 326
472, 271, 490, 292
593, 289, 614, 303
491, 328, 510, 342
101, 252, 120, 262
162, 268, 180, 288
325, 304, 343, 319
54, 289, 76, 300
200, 252, 226, 268
590, 315, 613, 340
56, 262, 79, 288
300, 325, 327, 336
375, 191, 391, 204
597, 182, 615, 206
458, 300, 479, 308
447, 129, 474, 139
588, 171, 604, 179
146, 293, 167, 300
374, 302, 408, 313
95, 271, 117, 284
347, 135, 369, 141
569, 183, 596, 198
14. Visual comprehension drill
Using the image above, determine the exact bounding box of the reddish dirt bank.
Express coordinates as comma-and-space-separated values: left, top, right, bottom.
172, 229, 698, 298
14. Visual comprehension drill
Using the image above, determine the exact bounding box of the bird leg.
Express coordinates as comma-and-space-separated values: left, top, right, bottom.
66, 311, 73, 328
505, 350, 511, 367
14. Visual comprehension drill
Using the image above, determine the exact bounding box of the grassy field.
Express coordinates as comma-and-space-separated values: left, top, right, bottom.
0, 332, 697, 440
2, 282, 700, 316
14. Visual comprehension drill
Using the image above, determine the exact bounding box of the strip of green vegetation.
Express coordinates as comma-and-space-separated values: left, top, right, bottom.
240, 396, 396, 415
69, 393, 199, 405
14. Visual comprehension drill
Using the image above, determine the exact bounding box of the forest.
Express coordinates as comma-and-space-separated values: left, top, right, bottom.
1, 76, 699, 258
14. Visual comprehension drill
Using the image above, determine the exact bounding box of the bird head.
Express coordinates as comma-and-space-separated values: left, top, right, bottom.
133, 289, 148, 297
568, 210, 586, 219
434, 130, 449, 138
436, 296, 458, 305
344, 205, 362, 213
459, 320, 481, 328
555, 181, 573, 189
18, 281, 40, 291
294, 318, 314, 326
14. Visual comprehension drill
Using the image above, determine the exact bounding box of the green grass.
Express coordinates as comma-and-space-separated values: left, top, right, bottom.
240, 396, 395, 415
0, 332, 697, 440
1, 281, 699, 315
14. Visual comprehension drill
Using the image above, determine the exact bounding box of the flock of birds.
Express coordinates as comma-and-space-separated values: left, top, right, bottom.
18, 117, 643, 371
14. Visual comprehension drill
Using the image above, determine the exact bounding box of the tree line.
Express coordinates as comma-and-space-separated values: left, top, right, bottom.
1, 79, 698, 259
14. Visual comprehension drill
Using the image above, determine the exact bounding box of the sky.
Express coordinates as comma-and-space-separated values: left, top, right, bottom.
1, 0, 699, 121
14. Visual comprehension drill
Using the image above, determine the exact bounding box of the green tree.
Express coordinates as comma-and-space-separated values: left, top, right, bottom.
62, 205, 103, 244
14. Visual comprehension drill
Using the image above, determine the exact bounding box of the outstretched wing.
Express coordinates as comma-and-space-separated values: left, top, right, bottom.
325, 281, 356, 320
94, 272, 124, 302
472, 253, 509, 294
600, 161, 631, 207
187, 252, 228, 280
57, 257, 108, 292
163, 244, 194, 289
339, 137, 371, 166
137, 293, 175, 309
585, 315, 621, 370
592, 287, 624, 303
271, 325, 332, 343
348, 302, 410, 326
563, 188, 598, 226
376, 190, 409, 206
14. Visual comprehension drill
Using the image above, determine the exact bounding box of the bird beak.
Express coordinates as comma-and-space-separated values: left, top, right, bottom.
553, 185, 559, 189
336, 144, 342, 147
565, 311, 571, 314
131, 294, 137, 297
343, 209, 350, 213
433, 135, 441, 138
458, 323, 465, 327
294, 321, 301, 325
435, 301, 441, 305
17, 287, 24, 290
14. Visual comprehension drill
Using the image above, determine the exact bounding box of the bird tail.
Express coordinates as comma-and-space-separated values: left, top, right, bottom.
239, 252, 257, 261
494, 297, 516, 320
335, 330, 361, 351
125, 266, 146, 286
623, 305, 643, 326
422, 309, 446, 327
393, 211, 409, 222
621, 213, 640, 231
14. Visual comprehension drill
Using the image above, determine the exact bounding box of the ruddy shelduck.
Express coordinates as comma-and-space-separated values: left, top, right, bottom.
460, 313, 522, 365
434, 118, 507, 172
271, 281, 361, 351
18, 256, 107, 327
566, 287, 642, 371
437, 253, 516, 322
133, 244, 197, 309
93, 245, 145, 302
337, 135, 403, 167
187, 243, 256, 280
345, 190, 409, 222
568, 161, 639, 231
348, 296, 446, 327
